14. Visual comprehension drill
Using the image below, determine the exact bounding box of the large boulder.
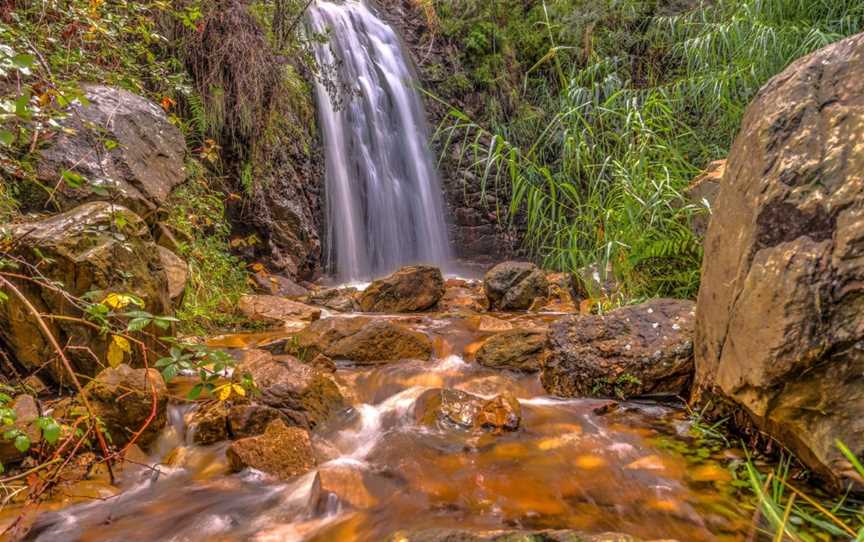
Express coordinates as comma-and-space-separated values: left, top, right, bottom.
82, 364, 168, 448
226, 419, 316, 480
484, 262, 548, 311
293, 317, 432, 364
358, 265, 445, 312
35, 85, 186, 217
694, 33, 864, 491
237, 350, 344, 429
475, 329, 548, 372
0, 202, 172, 383
187, 401, 285, 445
238, 294, 321, 326
542, 299, 695, 399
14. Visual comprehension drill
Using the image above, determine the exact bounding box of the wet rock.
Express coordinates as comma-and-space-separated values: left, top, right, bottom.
304, 286, 359, 312
318, 466, 378, 509
295, 317, 432, 364
238, 294, 321, 326
684, 159, 724, 237
35, 85, 186, 217
226, 419, 316, 479
0, 395, 41, 466
415, 389, 521, 432
82, 364, 168, 447
358, 265, 445, 312
439, 280, 487, 313
238, 349, 344, 429
542, 299, 695, 399
484, 261, 548, 311
156, 246, 188, 303
466, 315, 513, 333
252, 271, 309, 298
475, 329, 548, 372
0, 202, 171, 383
694, 33, 864, 491
542, 272, 580, 312
188, 401, 286, 445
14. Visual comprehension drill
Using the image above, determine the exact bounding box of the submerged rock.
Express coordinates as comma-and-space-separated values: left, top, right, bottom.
394, 529, 642, 541
542, 299, 695, 399
238, 349, 344, 429
414, 388, 521, 432
484, 261, 548, 311
35, 85, 186, 217
694, 33, 864, 491
294, 317, 432, 364
358, 265, 445, 312
82, 364, 167, 448
475, 329, 548, 372
0, 202, 171, 383
238, 294, 321, 326
226, 419, 316, 479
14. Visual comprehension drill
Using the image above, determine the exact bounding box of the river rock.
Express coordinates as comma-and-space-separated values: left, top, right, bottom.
0, 395, 41, 466
226, 419, 316, 479
475, 329, 548, 372
35, 85, 186, 217
82, 364, 168, 447
684, 159, 725, 237
414, 389, 521, 432
358, 265, 445, 312
484, 261, 548, 311
542, 299, 695, 399
156, 246, 188, 303
238, 349, 344, 429
252, 270, 308, 298
393, 529, 642, 542
0, 202, 172, 383
238, 294, 321, 326
294, 317, 432, 364
694, 33, 864, 491
304, 286, 359, 312
188, 401, 286, 445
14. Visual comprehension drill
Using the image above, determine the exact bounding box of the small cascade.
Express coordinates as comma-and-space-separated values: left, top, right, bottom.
308, 0, 450, 282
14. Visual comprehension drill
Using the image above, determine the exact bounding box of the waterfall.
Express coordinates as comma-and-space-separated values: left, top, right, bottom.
308, 0, 450, 282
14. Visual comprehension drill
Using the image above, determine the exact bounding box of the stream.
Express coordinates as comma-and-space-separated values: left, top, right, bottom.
14, 310, 753, 541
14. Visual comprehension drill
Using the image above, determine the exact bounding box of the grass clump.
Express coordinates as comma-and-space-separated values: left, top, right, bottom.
436, 0, 864, 299
165, 163, 250, 334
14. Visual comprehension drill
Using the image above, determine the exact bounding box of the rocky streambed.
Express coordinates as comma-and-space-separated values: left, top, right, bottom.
1, 265, 754, 542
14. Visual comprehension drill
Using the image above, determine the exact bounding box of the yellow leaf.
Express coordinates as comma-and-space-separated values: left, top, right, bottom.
107, 340, 124, 367
112, 334, 131, 353
232, 384, 246, 397
218, 385, 231, 401
103, 293, 140, 310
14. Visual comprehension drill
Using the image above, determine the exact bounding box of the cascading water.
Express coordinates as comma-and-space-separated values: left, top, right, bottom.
308, 0, 450, 282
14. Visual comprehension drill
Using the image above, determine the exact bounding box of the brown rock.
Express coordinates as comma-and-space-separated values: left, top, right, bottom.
304, 286, 359, 312
475, 329, 548, 372
0, 202, 171, 383
318, 466, 378, 509
226, 419, 315, 479
156, 246, 188, 302
238, 294, 321, 326
684, 159, 725, 237
83, 364, 168, 447
466, 315, 513, 333
694, 33, 864, 491
295, 317, 432, 364
358, 265, 445, 312
542, 299, 695, 399
188, 401, 287, 445
414, 388, 521, 432
252, 271, 309, 298
35, 85, 186, 217
438, 280, 487, 313
484, 261, 549, 311
238, 349, 344, 428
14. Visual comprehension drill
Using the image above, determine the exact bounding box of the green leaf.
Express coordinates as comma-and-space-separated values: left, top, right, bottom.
42, 421, 60, 445
0, 129, 13, 146
187, 383, 203, 400
126, 317, 152, 332
61, 170, 86, 188
13, 434, 30, 452
154, 357, 174, 368
11, 53, 34, 69
161, 364, 178, 382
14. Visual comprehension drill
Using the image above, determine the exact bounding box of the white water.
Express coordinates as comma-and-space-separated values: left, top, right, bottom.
309, 0, 450, 282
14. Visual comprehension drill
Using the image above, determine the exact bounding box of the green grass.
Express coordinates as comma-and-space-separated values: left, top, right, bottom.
435, 0, 864, 299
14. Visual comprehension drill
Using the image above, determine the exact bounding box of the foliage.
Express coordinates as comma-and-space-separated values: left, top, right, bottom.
165, 170, 251, 333
436, 0, 864, 299
156, 340, 254, 401
0, 386, 60, 474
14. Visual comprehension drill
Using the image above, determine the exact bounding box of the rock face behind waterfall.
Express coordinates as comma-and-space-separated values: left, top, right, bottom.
694, 33, 864, 491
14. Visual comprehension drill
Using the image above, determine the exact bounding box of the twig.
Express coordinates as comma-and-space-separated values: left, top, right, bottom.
0, 458, 62, 484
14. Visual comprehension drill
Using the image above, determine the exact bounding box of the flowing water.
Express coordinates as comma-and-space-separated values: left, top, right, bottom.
8, 310, 755, 542
309, 0, 450, 282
